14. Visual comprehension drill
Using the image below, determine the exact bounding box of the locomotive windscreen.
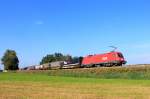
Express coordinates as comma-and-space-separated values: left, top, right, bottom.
118, 53, 124, 58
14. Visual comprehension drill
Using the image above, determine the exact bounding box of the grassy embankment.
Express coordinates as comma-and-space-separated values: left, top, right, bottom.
19, 65, 150, 79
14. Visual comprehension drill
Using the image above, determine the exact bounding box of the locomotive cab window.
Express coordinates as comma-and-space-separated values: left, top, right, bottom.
117, 53, 123, 58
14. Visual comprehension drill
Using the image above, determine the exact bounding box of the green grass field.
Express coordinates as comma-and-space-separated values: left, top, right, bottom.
0, 72, 150, 99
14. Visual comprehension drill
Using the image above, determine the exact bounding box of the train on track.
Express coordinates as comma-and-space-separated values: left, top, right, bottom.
21, 51, 126, 70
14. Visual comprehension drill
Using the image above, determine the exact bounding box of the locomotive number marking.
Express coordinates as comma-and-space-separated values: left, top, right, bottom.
102, 57, 108, 60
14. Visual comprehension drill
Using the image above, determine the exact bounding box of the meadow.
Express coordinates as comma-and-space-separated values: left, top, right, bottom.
1, 66, 150, 99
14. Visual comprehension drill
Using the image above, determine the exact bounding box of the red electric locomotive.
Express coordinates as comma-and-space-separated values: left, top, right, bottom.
81, 51, 126, 67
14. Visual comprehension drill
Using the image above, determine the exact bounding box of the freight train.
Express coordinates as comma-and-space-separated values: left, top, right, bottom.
21, 51, 126, 70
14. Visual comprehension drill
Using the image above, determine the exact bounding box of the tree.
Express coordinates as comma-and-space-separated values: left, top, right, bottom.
40, 54, 55, 65
72, 57, 79, 63
72, 56, 83, 64
54, 53, 64, 61
64, 55, 72, 64
78, 56, 83, 65
1, 49, 19, 70
40, 52, 66, 65
40, 53, 75, 65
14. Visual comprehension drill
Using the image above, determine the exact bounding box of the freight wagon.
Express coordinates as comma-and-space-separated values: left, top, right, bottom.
50, 61, 64, 69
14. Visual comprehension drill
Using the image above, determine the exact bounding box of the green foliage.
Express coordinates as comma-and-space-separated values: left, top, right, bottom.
72, 57, 79, 63
1, 49, 19, 70
40, 54, 55, 65
64, 55, 72, 63
72, 56, 83, 64
40, 53, 73, 65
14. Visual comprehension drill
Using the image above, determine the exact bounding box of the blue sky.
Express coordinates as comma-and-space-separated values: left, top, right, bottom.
0, 0, 150, 69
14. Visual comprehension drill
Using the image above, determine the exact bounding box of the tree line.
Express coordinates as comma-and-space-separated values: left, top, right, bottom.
1, 49, 82, 70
